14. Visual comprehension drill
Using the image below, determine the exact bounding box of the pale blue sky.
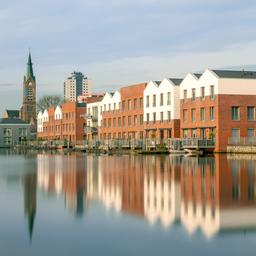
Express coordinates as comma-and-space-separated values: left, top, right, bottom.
1, 0, 256, 113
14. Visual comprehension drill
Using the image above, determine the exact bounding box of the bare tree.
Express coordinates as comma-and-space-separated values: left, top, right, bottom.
37, 95, 63, 113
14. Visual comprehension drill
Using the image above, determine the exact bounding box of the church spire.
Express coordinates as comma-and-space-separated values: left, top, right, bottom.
26, 50, 35, 81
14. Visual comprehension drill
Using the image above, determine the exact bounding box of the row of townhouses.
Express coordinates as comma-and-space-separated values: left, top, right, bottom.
37, 69, 256, 152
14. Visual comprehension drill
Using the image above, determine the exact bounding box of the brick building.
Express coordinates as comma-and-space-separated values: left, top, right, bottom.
99, 83, 147, 140
180, 69, 256, 152
37, 102, 86, 145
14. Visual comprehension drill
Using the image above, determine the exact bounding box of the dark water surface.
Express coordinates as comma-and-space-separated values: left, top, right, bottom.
0, 150, 255, 255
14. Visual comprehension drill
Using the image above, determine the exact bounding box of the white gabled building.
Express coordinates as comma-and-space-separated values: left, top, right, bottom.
143, 78, 182, 140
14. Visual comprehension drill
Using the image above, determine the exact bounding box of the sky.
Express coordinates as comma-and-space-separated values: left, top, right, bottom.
1, 0, 256, 114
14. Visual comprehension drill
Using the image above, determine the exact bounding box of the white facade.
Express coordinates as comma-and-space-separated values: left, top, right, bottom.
143, 79, 181, 122
86, 101, 102, 128
54, 105, 62, 120
99, 91, 120, 126
37, 111, 43, 132
180, 69, 256, 100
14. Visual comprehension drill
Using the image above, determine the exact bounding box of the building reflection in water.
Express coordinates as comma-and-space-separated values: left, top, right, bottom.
22, 156, 37, 241
34, 153, 256, 239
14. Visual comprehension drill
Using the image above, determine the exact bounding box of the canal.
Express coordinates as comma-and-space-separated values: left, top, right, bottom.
0, 150, 255, 255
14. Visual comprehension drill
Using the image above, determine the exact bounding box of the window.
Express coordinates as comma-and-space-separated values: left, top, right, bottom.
122, 116, 126, 126
100, 106, 102, 114
200, 108, 205, 121
160, 112, 164, 122
118, 117, 121, 127
248, 128, 254, 143
200, 87, 205, 100
104, 104, 106, 111
114, 103, 116, 110
160, 93, 164, 106
128, 99, 132, 110
108, 118, 111, 127
128, 116, 132, 126
146, 96, 149, 107
134, 115, 138, 126
134, 98, 137, 110
167, 111, 171, 121
147, 113, 150, 123
153, 95, 156, 107
167, 92, 171, 105
191, 109, 196, 122
248, 107, 255, 121
192, 88, 196, 101
122, 101, 125, 111
210, 85, 215, 100
113, 118, 116, 127
183, 90, 187, 101
108, 103, 111, 111
232, 107, 240, 121
140, 97, 143, 109
210, 107, 215, 121
153, 112, 156, 123
183, 109, 188, 123
140, 114, 143, 125
232, 128, 240, 144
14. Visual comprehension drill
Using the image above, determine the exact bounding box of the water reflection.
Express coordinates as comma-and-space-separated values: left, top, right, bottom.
34, 153, 256, 239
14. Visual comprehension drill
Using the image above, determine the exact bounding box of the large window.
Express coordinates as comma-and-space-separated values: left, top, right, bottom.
167, 111, 171, 121
134, 115, 138, 126
128, 116, 132, 126
210, 85, 215, 100
146, 96, 149, 107
167, 92, 171, 105
200, 108, 205, 121
140, 97, 143, 109
183, 109, 188, 123
140, 114, 143, 125
210, 107, 215, 121
160, 112, 164, 122
146, 113, 150, 123
232, 107, 240, 121
134, 98, 137, 110
160, 93, 164, 106
128, 100, 132, 110
183, 90, 187, 101
192, 88, 196, 101
200, 87, 205, 100
153, 112, 156, 123
248, 107, 255, 121
153, 95, 156, 107
191, 109, 196, 122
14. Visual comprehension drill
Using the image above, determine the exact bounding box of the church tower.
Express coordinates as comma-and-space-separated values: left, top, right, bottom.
20, 51, 37, 132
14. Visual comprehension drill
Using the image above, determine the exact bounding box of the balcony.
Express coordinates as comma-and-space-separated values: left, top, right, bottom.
85, 114, 98, 122
84, 126, 98, 134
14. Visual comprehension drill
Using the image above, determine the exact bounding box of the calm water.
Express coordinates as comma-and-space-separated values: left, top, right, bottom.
0, 150, 256, 255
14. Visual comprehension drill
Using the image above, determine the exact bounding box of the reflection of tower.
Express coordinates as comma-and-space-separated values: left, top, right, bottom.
20, 51, 37, 132
23, 171, 37, 241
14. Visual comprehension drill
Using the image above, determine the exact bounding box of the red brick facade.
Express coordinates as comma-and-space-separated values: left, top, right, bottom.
37, 102, 86, 145
100, 83, 146, 139
181, 94, 256, 152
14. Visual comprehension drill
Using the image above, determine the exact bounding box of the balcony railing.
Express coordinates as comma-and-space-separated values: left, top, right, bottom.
84, 126, 98, 134
228, 137, 256, 146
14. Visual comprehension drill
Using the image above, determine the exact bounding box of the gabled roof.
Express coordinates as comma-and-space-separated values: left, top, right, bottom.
168, 78, 183, 86
212, 70, 256, 79
155, 81, 161, 86
0, 118, 29, 125
193, 73, 202, 79
5, 110, 20, 118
